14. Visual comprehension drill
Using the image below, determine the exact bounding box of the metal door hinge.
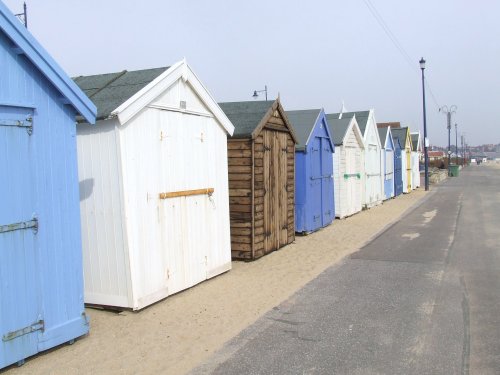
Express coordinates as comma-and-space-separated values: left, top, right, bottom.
0, 218, 38, 234
3, 320, 44, 342
0, 116, 33, 135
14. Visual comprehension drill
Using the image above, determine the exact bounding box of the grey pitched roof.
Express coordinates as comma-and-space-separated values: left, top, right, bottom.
329, 111, 370, 135
218, 100, 275, 138
378, 127, 388, 146
285, 109, 321, 150
411, 133, 420, 150
73, 67, 169, 121
392, 127, 409, 149
325, 114, 353, 145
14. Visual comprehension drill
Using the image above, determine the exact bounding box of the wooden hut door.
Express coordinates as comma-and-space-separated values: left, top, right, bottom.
263, 130, 288, 252
0, 106, 41, 362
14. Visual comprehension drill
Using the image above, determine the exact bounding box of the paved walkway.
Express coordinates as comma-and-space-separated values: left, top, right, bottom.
193, 165, 500, 374
5, 184, 427, 374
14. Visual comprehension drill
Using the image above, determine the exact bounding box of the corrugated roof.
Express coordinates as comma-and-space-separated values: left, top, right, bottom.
325, 114, 352, 145
330, 111, 370, 134
285, 109, 321, 150
73, 67, 169, 121
218, 100, 274, 138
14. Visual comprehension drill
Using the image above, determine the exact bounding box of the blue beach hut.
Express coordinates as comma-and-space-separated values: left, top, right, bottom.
0, 2, 96, 369
286, 109, 335, 234
392, 131, 404, 197
378, 127, 395, 199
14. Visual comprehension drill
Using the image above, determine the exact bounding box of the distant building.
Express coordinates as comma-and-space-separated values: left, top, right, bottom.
428, 151, 446, 161
377, 122, 401, 129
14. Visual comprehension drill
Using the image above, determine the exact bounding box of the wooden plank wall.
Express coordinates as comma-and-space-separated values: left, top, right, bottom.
227, 139, 253, 259
228, 109, 295, 260
254, 111, 295, 259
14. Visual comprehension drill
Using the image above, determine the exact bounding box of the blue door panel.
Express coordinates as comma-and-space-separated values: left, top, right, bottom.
0, 106, 41, 368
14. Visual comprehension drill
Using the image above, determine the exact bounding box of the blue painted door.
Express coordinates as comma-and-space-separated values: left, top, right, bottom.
0, 106, 41, 368
309, 137, 322, 230
321, 138, 334, 225
394, 148, 403, 196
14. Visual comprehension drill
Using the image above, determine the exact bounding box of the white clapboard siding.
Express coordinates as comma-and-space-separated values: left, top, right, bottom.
411, 152, 420, 189
76, 61, 234, 310
362, 113, 383, 209
333, 119, 364, 219
401, 150, 408, 193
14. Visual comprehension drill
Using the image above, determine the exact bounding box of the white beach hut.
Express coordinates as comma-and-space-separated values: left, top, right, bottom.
411, 131, 422, 189
331, 110, 383, 208
326, 114, 365, 219
74, 60, 234, 310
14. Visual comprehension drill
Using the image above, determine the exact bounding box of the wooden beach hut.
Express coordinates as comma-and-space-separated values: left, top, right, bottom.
392, 133, 404, 197
392, 127, 412, 193
378, 127, 395, 200
411, 131, 422, 189
326, 114, 365, 219
286, 109, 335, 234
74, 60, 235, 310
0, 2, 96, 368
331, 110, 383, 208
219, 100, 297, 260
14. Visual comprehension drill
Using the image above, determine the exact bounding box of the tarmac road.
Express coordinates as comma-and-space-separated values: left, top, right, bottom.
192, 165, 500, 375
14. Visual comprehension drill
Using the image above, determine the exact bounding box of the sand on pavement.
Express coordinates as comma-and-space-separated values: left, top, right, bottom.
6, 189, 428, 375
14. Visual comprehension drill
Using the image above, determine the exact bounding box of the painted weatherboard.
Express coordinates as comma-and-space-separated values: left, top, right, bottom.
286, 109, 334, 234
326, 114, 365, 219
0, 2, 96, 369
411, 132, 422, 189
392, 127, 412, 193
220, 99, 297, 260
74, 60, 234, 310
392, 134, 404, 197
331, 110, 383, 208
378, 127, 395, 200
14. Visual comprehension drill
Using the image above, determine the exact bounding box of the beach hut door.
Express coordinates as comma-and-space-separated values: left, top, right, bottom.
309, 137, 323, 228
0, 106, 41, 363
321, 139, 334, 224
263, 130, 288, 252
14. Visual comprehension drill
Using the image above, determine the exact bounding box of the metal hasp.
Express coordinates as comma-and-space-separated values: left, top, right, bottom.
0, 219, 38, 234
0, 116, 33, 135
310, 174, 333, 180
2, 321, 44, 342
344, 173, 361, 180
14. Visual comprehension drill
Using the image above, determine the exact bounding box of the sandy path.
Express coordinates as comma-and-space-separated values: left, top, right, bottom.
7, 189, 427, 375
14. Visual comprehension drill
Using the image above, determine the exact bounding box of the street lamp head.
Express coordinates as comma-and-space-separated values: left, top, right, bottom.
252, 90, 258, 98
419, 57, 426, 70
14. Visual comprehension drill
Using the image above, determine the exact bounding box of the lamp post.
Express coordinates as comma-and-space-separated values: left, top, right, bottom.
461, 134, 464, 166
252, 85, 268, 101
419, 57, 429, 191
455, 123, 458, 164
439, 105, 457, 176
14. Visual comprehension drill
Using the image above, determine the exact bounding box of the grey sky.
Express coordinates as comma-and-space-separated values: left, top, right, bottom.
4, 0, 499, 146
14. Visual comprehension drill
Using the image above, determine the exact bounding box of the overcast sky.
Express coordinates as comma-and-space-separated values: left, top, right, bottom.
4, 0, 499, 146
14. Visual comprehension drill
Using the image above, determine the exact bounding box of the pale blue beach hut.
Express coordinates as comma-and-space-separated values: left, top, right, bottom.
378, 127, 395, 199
0, 2, 96, 369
